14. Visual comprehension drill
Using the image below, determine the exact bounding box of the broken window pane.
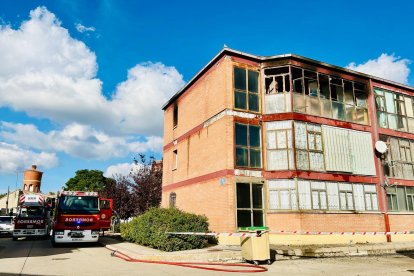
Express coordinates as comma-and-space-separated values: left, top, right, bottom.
332, 101, 346, 120
355, 89, 367, 108
291, 67, 303, 93
319, 74, 330, 99
344, 80, 354, 105
304, 70, 318, 97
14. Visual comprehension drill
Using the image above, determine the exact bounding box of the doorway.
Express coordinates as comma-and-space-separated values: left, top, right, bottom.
236, 182, 264, 227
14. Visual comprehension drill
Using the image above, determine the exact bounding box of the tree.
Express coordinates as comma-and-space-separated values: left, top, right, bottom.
102, 154, 163, 219
130, 155, 162, 214
64, 169, 114, 192
102, 175, 135, 219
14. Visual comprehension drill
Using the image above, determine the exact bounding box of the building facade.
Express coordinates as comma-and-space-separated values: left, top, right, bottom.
161, 48, 414, 244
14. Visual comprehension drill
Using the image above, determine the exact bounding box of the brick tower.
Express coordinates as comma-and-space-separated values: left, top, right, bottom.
23, 165, 43, 193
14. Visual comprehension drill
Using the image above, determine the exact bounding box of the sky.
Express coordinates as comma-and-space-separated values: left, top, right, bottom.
0, 0, 413, 193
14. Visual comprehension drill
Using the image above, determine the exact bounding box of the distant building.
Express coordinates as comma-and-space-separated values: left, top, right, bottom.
0, 165, 44, 215
161, 48, 414, 244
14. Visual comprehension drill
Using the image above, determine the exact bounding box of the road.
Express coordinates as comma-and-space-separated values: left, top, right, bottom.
1, 236, 414, 276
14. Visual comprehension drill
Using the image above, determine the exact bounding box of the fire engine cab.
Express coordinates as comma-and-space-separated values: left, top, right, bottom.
51, 191, 112, 245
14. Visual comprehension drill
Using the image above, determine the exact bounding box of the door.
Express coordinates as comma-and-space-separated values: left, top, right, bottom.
236, 183, 264, 227
99, 198, 113, 230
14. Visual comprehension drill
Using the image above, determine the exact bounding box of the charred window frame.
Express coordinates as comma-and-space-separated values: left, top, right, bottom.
294, 122, 325, 171
385, 136, 414, 180
234, 67, 260, 112
264, 66, 291, 94
235, 123, 262, 168
292, 66, 369, 124
374, 88, 414, 133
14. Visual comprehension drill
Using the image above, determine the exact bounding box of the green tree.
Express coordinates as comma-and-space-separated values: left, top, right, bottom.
64, 169, 114, 191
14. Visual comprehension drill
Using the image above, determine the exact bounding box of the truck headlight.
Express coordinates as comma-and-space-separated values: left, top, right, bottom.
91, 230, 99, 235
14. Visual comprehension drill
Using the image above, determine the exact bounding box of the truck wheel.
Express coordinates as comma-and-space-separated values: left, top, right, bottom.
51, 234, 57, 247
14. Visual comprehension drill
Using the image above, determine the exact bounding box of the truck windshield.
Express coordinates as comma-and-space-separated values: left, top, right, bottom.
58, 196, 99, 214
19, 206, 44, 218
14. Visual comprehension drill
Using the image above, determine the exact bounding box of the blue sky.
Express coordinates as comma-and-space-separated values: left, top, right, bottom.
0, 0, 413, 193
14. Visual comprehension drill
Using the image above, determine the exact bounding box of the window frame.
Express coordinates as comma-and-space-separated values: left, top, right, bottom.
233, 66, 261, 113
235, 123, 262, 169
236, 182, 265, 228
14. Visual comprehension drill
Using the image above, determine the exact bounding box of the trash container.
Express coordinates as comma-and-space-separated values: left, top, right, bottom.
239, 226, 271, 265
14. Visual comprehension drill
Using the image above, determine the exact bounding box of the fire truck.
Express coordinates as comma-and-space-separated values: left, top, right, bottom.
51, 191, 112, 245
13, 192, 51, 240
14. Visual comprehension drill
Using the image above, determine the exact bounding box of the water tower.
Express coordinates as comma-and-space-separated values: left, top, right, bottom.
23, 165, 43, 193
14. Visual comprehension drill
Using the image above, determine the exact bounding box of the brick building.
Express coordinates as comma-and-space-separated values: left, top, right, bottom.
161, 48, 414, 244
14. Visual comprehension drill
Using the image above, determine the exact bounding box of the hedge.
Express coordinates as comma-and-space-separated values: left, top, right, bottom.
120, 207, 215, 251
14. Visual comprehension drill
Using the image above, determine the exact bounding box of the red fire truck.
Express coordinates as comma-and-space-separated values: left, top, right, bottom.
51, 191, 112, 245
13, 192, 51, 241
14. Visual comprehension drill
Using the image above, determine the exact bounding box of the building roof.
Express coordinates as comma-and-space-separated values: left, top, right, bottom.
162, 47, 414, 110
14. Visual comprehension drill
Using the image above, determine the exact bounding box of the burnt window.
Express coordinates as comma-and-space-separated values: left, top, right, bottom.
234, 67, 260, 112
264, 66, 290, 94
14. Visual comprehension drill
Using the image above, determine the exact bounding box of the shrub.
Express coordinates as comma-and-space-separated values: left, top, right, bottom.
120, 207, 213, 251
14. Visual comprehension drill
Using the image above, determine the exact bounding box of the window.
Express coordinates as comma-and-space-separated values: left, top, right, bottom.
311, 182, 327, 210
235, 123, 261, 168
268, 180, 297, 210
172, 150, 178, 170
169, 192, 176, 208
338, 183, 354, 210
386, 186, 414, 212
292, 66, 369, 125
236, 183, 264, 227
234, 67, 260, 112
264, 66, 291, 114
385, 136, 414, 180
266, 121, 294, 170
269, 180, 377, 211
364, 185, 379, 211
375, 88, 414, 133
173, 104, 178, 128
294, 122, 325, 171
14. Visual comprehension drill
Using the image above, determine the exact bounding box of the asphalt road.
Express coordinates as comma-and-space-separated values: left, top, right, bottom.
1, 235, 414, 276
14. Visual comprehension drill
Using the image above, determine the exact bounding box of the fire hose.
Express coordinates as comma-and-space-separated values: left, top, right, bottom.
109, 249, 268, 273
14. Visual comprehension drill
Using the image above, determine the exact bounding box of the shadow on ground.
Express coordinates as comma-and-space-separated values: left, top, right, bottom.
0, 234, 104, 259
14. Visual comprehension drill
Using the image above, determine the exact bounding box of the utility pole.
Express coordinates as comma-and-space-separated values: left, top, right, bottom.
6, 186, 10, 215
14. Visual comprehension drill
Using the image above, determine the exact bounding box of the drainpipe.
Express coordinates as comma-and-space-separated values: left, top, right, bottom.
367, 79, 391, 242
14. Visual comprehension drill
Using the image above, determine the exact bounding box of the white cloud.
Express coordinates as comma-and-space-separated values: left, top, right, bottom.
75, 23, 95, 33
104, 162, 142, 178
0, 7, 184, 136
0, 142, 58, 174
347, 54, 411, 85
0, 122, 163, 160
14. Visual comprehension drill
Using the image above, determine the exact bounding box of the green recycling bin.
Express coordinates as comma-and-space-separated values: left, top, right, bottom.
239, 226, 271, 265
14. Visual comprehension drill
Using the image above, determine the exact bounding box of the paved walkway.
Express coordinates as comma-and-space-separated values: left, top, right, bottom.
101, 234, 414, 262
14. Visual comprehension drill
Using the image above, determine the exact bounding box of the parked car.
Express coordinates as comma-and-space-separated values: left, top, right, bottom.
0, 216, 14, 235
